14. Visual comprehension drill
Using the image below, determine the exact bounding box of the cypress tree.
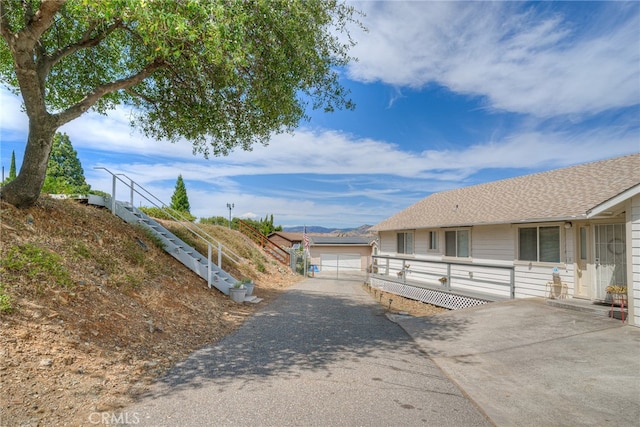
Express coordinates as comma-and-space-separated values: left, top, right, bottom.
170, 175, 191, 213
8, 151, 17, 181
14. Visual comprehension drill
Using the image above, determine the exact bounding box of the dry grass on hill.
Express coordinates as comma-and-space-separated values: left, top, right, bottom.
0, 196, 444, 426
0, 196, 301, 426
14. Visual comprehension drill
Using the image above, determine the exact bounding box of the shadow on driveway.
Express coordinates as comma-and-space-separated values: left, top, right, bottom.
153, 280, 471, 393
126, 278, 489, 427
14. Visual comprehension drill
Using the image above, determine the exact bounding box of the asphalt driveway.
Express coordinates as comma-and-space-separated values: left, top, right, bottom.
123, 277, 490, 426
121, 276, 640, 426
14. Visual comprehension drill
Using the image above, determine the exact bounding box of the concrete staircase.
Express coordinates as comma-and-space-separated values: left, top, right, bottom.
89, 195, 260, 303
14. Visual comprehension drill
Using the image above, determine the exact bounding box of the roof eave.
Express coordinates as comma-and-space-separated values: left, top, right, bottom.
373, 216, 589, 232
586, 184, 640, 218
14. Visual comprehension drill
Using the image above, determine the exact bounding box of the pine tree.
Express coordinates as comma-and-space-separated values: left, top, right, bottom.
42, 133, 91, 194
170, 175, 191, 214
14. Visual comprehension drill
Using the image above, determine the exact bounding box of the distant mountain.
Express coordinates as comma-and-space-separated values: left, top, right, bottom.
283, 225, 374, 237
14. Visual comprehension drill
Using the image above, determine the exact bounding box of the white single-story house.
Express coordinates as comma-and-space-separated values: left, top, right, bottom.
307, 236, 375, 274
369, 153, 640, 327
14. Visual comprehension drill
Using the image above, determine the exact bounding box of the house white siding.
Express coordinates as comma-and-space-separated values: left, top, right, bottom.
449, 263, 513, 297
471, 225, 514, 264
375, 223, 579, 300
415, 230, 430, 255
379, 231, 397, 254
630, 195, 640, 327
513, 264, 574, 299
371, 155, 639, 320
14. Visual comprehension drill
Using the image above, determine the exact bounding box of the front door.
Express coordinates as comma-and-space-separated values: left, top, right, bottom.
575, 226, 591, 298
594, 223, 626, 301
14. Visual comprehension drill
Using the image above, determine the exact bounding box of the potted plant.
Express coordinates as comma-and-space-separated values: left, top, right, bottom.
606, 285, 627, 305
239, 278, 255, 296
229, 282, 246, 303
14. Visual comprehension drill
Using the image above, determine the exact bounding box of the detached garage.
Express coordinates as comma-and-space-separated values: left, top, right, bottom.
307, 236, 375, 276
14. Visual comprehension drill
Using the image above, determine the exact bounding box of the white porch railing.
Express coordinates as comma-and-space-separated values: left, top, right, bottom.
368, 255, 515, 308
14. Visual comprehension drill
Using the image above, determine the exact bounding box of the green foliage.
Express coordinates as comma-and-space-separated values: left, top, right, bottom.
199, 216, 229, 226
170, 174, 191, 214
123, 239, 145, 266
89, 189, 110, 198
0, 283, 12, 314
8, 151, 16, 181
42, 133, 91, 195
1, 244, 73, 292
139, 206, 172, 220
1, 0, 358, 156
139, 206, 196, 222
242, 214, 283, 236
120, 273, 141, 289
137, 225, 166, 251
72, 241, 92, 259
2, 151, 17, 185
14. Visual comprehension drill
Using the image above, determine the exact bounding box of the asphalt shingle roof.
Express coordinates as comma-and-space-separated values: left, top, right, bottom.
268, 232, 302, 242
372, 153, 640, 231
309, 236, 372, 245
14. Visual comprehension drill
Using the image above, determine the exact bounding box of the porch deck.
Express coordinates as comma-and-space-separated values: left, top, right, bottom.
546, 298, 629, 321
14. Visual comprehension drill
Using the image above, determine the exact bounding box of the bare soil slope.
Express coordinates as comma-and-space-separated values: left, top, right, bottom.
0, 197, 300, 426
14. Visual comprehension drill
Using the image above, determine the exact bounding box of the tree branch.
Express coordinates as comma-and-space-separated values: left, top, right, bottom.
41, 18, 123, 76
3, 1, 65, 123
0, 1, 15, 45
56, 58, 166, 126
22, 0, 66, 47
125, 87, 158, 105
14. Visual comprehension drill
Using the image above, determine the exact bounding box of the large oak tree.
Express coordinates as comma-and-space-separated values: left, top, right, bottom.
0, 0, 358, 207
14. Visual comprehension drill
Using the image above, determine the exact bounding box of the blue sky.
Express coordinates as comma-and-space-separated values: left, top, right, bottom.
1, 1, 639, 228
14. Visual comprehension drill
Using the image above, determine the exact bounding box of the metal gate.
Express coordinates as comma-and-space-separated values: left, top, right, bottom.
319, 253, 362, 278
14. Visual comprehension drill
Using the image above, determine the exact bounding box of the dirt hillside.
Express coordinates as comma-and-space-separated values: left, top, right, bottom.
0, 196, 301, 426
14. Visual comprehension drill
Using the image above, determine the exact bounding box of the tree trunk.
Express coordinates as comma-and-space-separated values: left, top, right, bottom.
1, 118, 58, 208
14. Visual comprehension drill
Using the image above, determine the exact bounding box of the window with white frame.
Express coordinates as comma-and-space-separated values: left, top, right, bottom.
445, 229, 470, 257
428, 231, 438, 250
518, 226, 560, 262
397, 232, 414, 254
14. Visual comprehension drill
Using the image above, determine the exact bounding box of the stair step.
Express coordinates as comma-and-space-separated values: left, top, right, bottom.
110, 199, 240, 299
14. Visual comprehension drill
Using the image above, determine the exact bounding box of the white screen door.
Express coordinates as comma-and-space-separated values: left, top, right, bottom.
594, 224, 626, 300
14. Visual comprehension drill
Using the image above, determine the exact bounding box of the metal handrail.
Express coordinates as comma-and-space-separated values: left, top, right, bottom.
237, 220, 290, 265
94, 167, 244, 267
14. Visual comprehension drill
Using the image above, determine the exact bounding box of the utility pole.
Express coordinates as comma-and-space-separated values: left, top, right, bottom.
226, 203, 234, 229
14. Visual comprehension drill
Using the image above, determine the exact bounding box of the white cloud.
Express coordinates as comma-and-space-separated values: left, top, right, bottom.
2, 0, 638, 234
0, 91, 29, 140
76, 96, 637, 186
348, 1, 640, 117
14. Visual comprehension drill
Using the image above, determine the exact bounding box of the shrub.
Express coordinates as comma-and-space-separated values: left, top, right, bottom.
0, 284, 12, 314
139, 206, 195, 222
1, 244, 73, 293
